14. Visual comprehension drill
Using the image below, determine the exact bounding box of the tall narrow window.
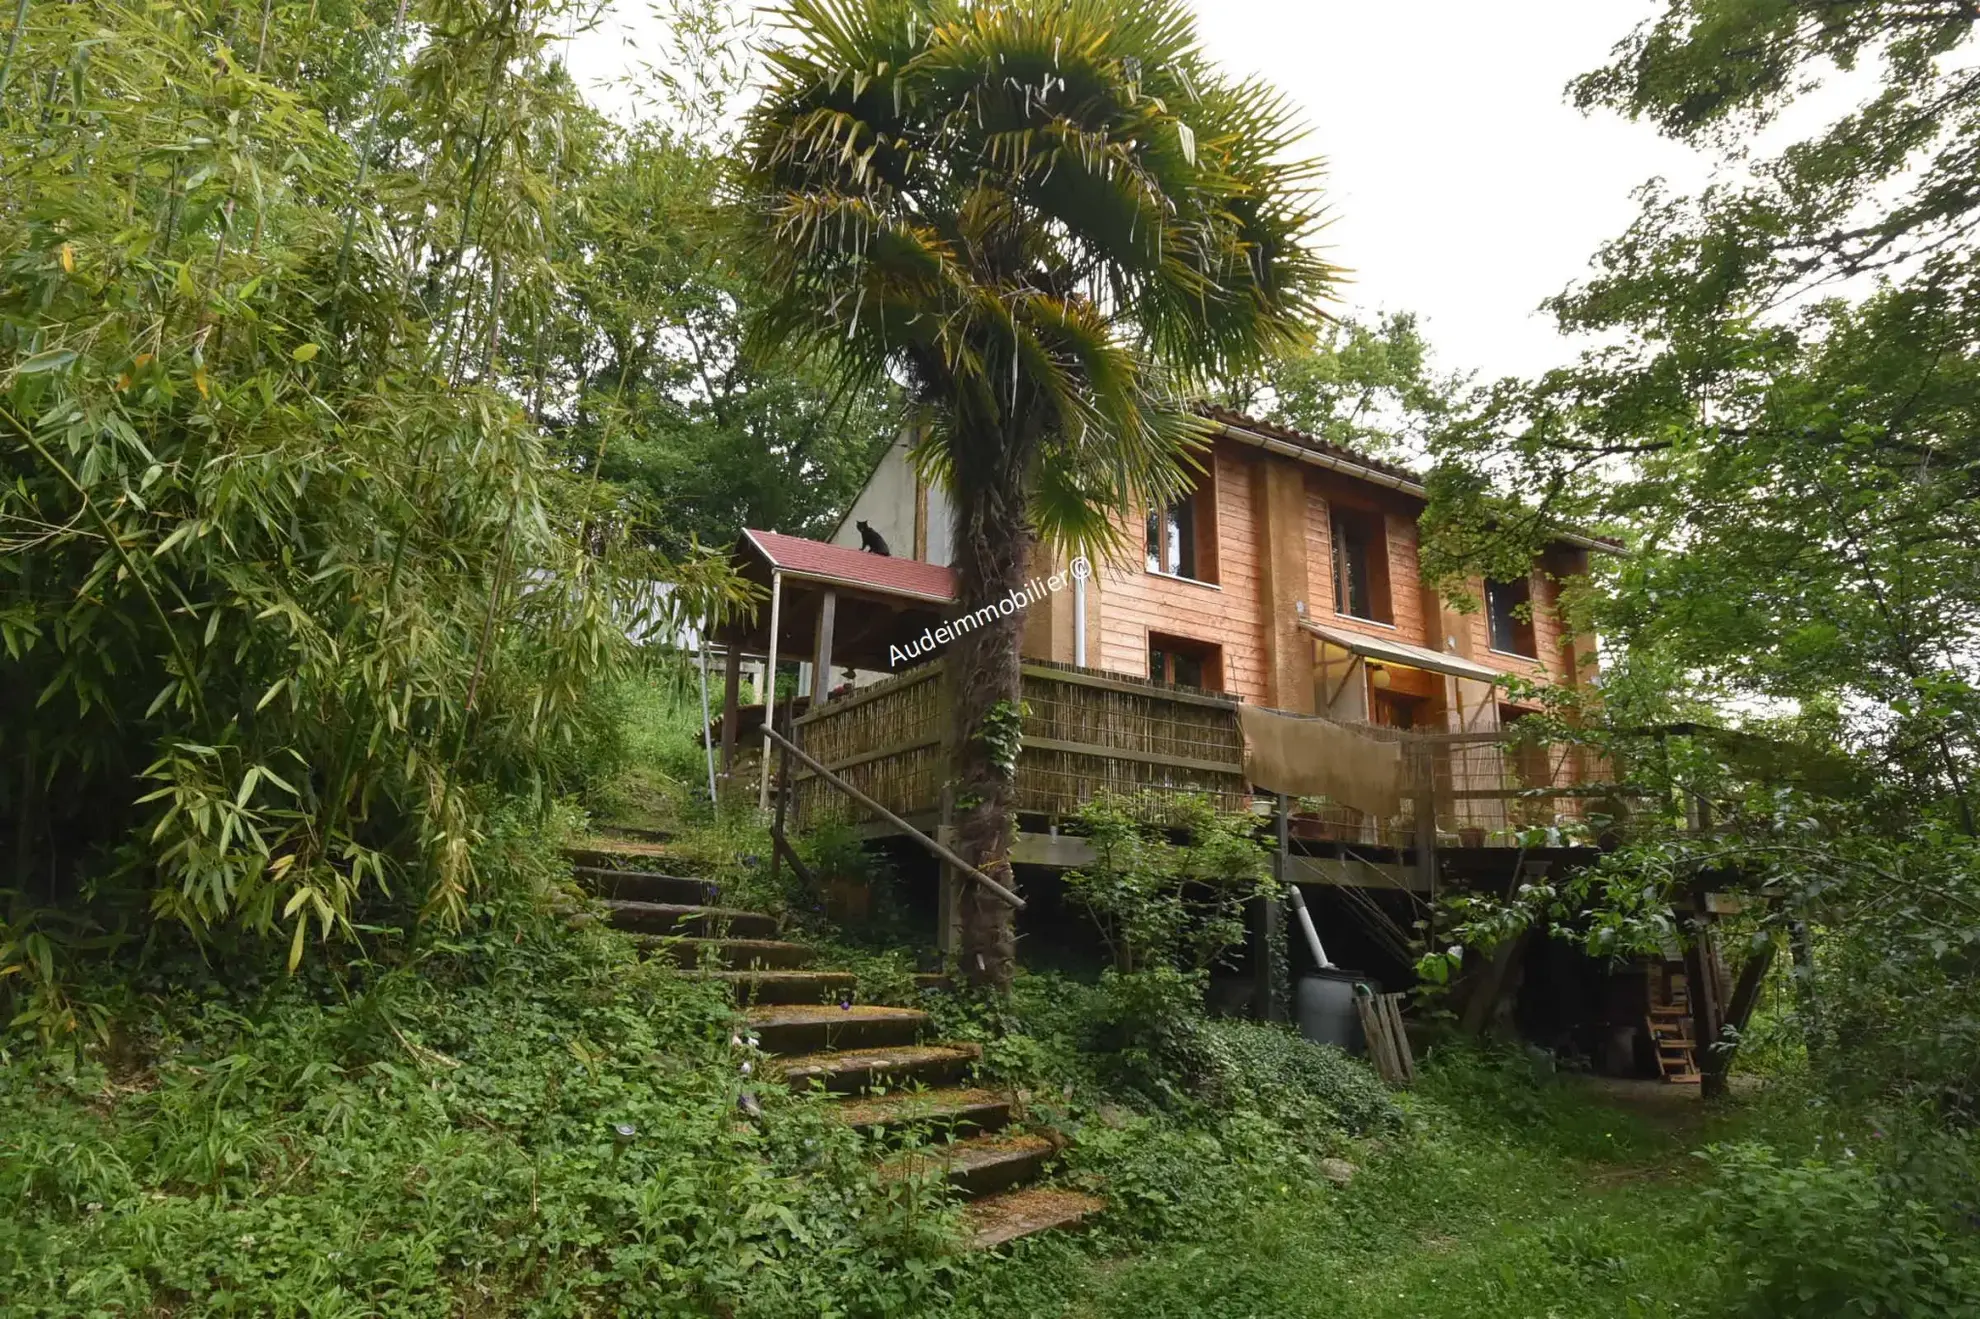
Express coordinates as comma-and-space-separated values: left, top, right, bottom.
1330, 508, 1390, 622
1486, 577, 1537, 657
1145, 496, 1196, 579
1144, 469, 1217, 582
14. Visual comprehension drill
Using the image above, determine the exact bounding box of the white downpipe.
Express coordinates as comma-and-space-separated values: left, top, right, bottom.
1287, 884, 1335, 969
1073, 568, 1088, 667
759, 570, 783, 812
696, 625, 717, 805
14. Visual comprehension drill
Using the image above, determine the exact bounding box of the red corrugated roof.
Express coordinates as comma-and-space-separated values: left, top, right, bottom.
741, 529, 958, 603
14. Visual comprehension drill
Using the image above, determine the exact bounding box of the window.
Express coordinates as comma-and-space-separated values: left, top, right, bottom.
1372, 689, 1427, 730
1486, 576, 1537, 657
1145, 470, 1217, 582
1330, 507, 1391, 623
1149, 633, 1223, 691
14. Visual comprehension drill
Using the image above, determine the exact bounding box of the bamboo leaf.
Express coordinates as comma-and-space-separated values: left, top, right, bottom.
15, 349, 77, 375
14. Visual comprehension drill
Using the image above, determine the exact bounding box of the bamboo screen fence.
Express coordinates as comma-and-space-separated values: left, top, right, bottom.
786, 656, 1629, 846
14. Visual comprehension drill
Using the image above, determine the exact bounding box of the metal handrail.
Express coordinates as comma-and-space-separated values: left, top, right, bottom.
760, 724, 1026, 911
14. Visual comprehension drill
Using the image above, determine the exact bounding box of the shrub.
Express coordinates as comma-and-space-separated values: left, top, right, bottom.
1063, 792, 1275, 974
1195, 1018, 1402, 1136
0, 911, 969, 1316
1702, 1141, 1980, 1317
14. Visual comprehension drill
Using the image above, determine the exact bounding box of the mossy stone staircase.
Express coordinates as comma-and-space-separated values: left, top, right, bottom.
566, 836, 1104, 1249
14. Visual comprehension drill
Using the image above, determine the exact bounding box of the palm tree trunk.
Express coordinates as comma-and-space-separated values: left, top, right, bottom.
949, 445, 1031, 991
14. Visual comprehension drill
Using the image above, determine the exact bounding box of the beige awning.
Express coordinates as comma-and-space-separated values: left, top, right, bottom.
1299, 619, 1510, 684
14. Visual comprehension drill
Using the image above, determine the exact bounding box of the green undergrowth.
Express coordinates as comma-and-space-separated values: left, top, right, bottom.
0, 904, 980, 1317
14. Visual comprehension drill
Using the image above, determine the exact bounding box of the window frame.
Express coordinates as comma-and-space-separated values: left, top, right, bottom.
1329, 505, 1393, 624
1485, 575, 1538, 658
1148, 631, 1225, 692
1144, 463, 1219, 584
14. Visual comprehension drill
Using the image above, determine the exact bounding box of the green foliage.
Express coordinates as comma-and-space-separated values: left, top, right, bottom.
1702, 1142, 1980, 1318
0, 872, 984, 1315
736, 0, 1340, 567
974, 698, 1027, 781
0, 0, 754, 1021
1059, 1047, 1717, 1319
1219, 311, 1472, 464
1063, 791, 1275, 973
1423, 0, 1980, 826
550, 122, 902, 554
1413, 1041, 1667, 1164
1195, 1017, 1403, 1138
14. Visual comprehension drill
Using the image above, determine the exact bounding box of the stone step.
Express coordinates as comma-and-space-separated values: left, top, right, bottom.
638, 937, 817, 970
593, 823, 675, 844
832, 1086, 1011, 1136
566, 839, 719, 873
605, 900, 779, 940
573, 866, 719, 906
962, 1187, 1106, 1250
778, 1042, 980, 1094
696, 969, 858, 1006
884, 1132, 1056, 1199
744, 1003, 928, 1055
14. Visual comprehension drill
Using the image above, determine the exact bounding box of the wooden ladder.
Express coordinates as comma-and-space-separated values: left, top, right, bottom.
1647, 992, 1700, 1084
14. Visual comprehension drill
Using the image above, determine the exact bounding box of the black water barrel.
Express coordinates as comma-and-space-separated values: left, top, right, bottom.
1295, 969, 1373, 1053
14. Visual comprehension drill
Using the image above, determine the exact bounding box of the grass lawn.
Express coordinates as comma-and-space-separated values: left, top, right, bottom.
1062, 1063, 1732, 1319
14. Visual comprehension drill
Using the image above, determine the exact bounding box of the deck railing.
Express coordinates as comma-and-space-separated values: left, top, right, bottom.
788, 658, 1646, 848
789, 658, 1249, 831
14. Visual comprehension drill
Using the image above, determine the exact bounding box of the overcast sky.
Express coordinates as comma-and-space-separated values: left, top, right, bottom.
568, 1, 1714, 384
1184, 1, 1704, 384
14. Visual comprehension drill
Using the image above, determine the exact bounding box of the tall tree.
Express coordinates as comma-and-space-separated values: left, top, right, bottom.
548, 89, 905, 552
737, 0, 1335, 987
1219, 311, 1470, 464
0, 0, 748, 1028
1425, 1, 1980, 830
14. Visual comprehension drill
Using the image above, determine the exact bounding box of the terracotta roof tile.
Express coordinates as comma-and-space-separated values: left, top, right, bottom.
1195, 403, 1425, 487
741, 529, 958, 603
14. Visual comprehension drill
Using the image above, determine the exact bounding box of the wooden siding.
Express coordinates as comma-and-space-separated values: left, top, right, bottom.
1090, 442, 1272, 703
1032, 433, 1597, 706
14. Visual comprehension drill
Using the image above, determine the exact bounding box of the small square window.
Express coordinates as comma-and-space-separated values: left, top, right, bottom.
1149, 633, 1223, 691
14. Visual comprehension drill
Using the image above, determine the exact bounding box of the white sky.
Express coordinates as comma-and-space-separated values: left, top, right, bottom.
564, 2, 1763, 384
1185, 1, 1705, 383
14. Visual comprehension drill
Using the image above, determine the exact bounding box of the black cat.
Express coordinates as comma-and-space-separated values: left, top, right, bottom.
856, 520, 892, 556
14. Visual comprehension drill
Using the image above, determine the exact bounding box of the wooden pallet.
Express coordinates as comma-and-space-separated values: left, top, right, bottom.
1353, 987, 1416, 1087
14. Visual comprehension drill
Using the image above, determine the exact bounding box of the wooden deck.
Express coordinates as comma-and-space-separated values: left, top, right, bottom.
784, 657, 1642, 868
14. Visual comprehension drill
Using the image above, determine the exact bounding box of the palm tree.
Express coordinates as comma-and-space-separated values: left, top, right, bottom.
737, 0, 1336, 988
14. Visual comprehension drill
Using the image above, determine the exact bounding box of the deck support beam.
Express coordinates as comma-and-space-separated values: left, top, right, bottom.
720, 641, 742, 776
811, 588, 837, 707
759, 570, 783, 811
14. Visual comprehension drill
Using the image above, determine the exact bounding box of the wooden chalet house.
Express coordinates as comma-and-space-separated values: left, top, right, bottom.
713, 407, 1620, 873
831, 404, 1608, 736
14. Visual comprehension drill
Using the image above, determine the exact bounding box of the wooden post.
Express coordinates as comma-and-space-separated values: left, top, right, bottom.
1702, 937, 1776, 1096
758, 571, 783, 811
811, 588, 837, 707
720, 641, 742, 776
1684, 904, 1727, 1099
1412, 741, 1438, 902
936, 659, 962, 956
